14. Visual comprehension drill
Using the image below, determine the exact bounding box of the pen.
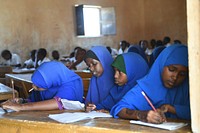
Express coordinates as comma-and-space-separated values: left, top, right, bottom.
29, 88, 34, 92
141, 91, 157, 112
11, 79, 15, 99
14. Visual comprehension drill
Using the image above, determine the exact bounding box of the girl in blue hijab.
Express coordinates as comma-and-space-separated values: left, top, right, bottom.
2, 61, 83, 111
85, 52, 149, 112
110, 44, 190, 124
84, 46, 115, 105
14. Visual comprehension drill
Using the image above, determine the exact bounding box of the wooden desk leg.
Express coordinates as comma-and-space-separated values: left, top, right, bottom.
21, 82, 29, 98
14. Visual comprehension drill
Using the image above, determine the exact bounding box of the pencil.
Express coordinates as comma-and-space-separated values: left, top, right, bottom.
11, 79, 15, 99
141, 91, 157, 112
29, 88, 34, 92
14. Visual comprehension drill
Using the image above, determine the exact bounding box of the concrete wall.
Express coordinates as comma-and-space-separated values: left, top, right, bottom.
0, 0, 187, 62
187, 0, 200, 132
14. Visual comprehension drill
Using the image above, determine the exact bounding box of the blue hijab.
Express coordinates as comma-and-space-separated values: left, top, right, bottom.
149, 46, 166, 67
85, 46, 115, 104
111, 44, 190, 120
96, 53, 149, 111
128, 45, 149, 66
29, 61, 83, 102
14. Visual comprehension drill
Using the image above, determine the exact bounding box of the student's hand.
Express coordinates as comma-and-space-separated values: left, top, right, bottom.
146, 110, 166, 124
96, 109, 109, 113
1, 100, 22, 111
159, 104, 176, 114
85, 103, 96, 112
137, 110, 166, 124
13, 98, 24, 104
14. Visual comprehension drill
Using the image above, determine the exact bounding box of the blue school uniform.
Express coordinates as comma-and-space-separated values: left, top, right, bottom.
111, 44, 190, 120
96, 53, 149, 111
85, 46, 115, 104
29, 61, 83, 102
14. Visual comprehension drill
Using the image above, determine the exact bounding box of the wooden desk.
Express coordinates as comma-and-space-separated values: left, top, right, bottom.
0, 83, 18, 101
12, 68, 35, 74
74, 70, 92, 78
5, 74, 32, 99
74, 70, 92, 97
0, 110, 191, 133
0, 66, 12, 85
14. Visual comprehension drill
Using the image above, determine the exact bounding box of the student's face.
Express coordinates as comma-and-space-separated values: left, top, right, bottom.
114, 67, 127, 86
85, 58, 103, 77
162, 65, 188, 88
3, 53, 11, 60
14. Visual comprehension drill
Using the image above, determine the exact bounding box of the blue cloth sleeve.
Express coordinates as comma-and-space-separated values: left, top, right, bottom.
174, 104, 191, 120
96, 94, 115, 111
55, 84, 76, 100
110, 86, 151, 118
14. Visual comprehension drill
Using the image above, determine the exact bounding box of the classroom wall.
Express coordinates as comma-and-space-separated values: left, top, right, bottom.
0, 0, 187, 62
187, 0, 200, 132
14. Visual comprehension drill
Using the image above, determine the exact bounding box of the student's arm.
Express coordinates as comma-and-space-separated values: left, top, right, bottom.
118, 108, 166, 124
2, 99, 58, 111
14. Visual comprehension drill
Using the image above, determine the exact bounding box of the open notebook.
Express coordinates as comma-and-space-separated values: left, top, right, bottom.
49, 111, 112, 123
130, 120, 188, 130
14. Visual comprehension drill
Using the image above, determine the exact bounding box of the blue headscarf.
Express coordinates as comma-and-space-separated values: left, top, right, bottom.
85, 46, 115, 104
128, 45, 149, 66
149, 46, 166, 67
29, 61, 83, 102
111, 44, 190, 120
96, 52, 149, 111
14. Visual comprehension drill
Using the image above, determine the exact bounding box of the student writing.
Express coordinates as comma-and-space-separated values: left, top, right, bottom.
110, 44, 190, 124
1, 61, 84, 111
84, 46, 115, 105
86, 52, 149, 112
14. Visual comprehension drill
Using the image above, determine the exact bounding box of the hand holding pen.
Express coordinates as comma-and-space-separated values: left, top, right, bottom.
141, 91, 166, 124
85, 103, 96, 112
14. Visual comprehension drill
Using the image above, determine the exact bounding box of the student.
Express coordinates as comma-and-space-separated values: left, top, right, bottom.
1, 61, 84, 111
138, 40, 148, 52
84, 46, 115, 105
128, 45, 149, 66
118, 40, 130, 54
35, 48, 50, 68
110, 44, 190, 124
106, 46, 118, 58
1, 49, 22, 67
51, 50, 60, 61
163, 36, 171, 47
149, 46, 166, 67
69, 48, 87, 70
23, 49, 36, 68
85, 52, 149, 112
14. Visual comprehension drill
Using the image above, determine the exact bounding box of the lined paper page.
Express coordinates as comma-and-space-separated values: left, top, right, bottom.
130, 120, 188, 130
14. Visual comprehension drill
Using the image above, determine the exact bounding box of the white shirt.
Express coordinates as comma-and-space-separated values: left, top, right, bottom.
76, 61, 88, 70
3, 53, 22, 66
118, 47, 128, 55
37, 57, 51, 66
24, 58, 35, 66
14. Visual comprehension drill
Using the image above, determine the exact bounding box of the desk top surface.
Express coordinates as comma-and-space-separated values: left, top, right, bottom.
0, 110, 191, 133
0, 83, 13, 93
5, 73, 32, 83
12, 68, 35, 74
